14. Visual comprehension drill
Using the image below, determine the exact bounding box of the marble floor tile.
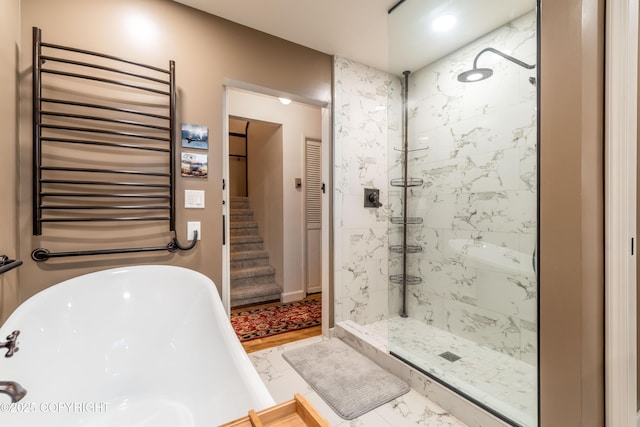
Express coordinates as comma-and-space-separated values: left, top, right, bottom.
248, 336, 468, 427
357, 317, 537, 427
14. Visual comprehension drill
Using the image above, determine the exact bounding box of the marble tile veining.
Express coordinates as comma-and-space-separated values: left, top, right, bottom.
333, 56, 401, 324
388, 10, 538, 363
342, 318, 537, 427
333, 9, 538, 427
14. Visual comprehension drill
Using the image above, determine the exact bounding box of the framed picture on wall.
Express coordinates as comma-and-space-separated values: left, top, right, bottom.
181, 123, 208, 150
181, 152, 208, 178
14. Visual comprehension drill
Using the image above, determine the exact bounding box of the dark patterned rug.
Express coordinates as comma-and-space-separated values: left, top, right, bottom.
230, 296, 321, 342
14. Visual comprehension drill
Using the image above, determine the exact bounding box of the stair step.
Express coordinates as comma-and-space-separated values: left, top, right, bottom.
230, 221, 257, 229
227, 196, 280, 307
230, 199, 250, 209
230, 235, 263, 252
230, 221, 259, 237
231, 265, 275, 279
231, 282, 281, 308
231, 242, 263, 252
231, 235, 262, 244
230, 196, 249, 202
231, 266, 276, 287
230, 213, 254, 222
231, 250, 269, 269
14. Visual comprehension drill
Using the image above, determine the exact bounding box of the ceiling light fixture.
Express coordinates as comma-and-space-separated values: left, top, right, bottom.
432, 15, 456, 33
278, 97, 292, 105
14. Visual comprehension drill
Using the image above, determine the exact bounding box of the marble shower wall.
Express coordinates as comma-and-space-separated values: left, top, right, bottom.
333, 56, 402, 325
389, 11, 538, 364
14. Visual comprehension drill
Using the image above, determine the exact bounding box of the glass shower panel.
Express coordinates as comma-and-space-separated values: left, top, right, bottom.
387, 1, 538, 426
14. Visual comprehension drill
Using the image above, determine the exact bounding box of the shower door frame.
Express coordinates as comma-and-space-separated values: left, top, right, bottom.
387, 5, 541, 426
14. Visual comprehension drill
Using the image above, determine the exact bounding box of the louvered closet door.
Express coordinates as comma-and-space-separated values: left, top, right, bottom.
305, 138, 322, 294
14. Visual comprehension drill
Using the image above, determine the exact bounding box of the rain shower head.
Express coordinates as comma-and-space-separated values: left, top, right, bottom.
457, 47, 535, 83
457, 67, 493, 83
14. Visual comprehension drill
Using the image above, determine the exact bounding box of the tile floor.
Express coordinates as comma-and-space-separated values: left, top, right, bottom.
248, 335, 468, 427
358, 317, 537, 427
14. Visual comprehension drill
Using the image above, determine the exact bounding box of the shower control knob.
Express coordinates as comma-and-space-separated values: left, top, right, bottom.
364, 188, 382, 208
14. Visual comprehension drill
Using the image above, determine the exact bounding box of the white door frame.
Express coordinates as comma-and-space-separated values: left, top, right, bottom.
221, 86, 231, 314
605, 0, 638, 425
221, 82, 331, 337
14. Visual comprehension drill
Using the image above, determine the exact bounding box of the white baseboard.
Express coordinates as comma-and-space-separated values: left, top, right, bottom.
281, 290, 305, 303
306, 285, 322, 294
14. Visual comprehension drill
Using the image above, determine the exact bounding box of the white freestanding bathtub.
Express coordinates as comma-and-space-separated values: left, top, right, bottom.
0, 265, 274, 426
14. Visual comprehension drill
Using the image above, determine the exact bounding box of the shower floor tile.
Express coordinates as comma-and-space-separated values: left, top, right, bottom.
248, 336, 468, 427
358, 317, 537, 427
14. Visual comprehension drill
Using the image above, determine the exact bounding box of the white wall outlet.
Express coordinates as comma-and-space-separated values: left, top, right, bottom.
187, 221, 201, 240
184, 190, 205, 208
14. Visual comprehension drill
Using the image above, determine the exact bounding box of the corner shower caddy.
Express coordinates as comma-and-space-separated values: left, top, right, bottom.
31, 27, 196, 261
390, 71, 424, 317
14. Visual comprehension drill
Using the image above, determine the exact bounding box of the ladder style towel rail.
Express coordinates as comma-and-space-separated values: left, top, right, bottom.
0, 256, 22, 275
32, 27, 191, 260
41, 137, 171, 153
41, 98, 171, 121
32, 232, 197, 262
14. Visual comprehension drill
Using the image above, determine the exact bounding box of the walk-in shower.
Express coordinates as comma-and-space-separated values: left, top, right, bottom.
386, 1, 539, 426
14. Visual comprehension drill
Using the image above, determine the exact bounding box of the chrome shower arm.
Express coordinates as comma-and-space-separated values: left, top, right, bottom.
473, 47, 536, 70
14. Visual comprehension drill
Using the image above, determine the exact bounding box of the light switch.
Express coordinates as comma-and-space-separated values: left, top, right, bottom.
187, 221, 201, 240
185, 190, 205, 208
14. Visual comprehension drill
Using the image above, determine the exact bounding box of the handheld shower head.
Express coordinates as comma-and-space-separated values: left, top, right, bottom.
457, 47, 535, 83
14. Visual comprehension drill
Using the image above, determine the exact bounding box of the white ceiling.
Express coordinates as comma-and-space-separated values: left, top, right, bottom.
173, 0, 396, 71
173, 0, 536, 75
389, 0, 536, 74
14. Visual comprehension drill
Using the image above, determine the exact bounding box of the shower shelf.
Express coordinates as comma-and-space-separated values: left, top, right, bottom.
390, 245, 423, 254
390, 274, 422, 286
390, 177, 424, 187
390, 217, 423, 225
393, 146, 429, 152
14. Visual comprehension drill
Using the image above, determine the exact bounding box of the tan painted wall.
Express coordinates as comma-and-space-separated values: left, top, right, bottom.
539, 0, 605, 424
247, 122, 284, 290
0, 0, 21, 323
16, 0, 331, 302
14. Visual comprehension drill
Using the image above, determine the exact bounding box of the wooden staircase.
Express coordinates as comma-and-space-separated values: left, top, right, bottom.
230, 196, 281, 307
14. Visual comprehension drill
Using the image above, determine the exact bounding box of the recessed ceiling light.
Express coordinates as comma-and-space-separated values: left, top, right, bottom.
432, 15, 456, 32
278, 97, 292, 105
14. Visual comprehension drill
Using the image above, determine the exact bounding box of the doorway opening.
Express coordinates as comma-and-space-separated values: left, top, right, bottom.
222, 87, 329, 352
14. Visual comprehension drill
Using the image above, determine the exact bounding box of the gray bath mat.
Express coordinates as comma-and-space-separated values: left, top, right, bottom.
282, 338, 410, 420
